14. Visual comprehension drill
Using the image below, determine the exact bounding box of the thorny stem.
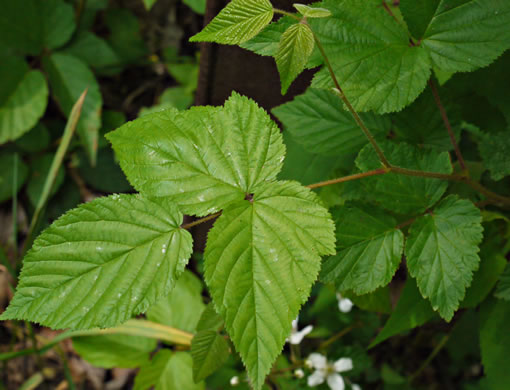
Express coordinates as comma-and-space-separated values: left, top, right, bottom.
273, 8, 302, 21
181, 212, 221, 230
307, 168, 388, 189
428, 80, 467, 172
180, 165, 510, 231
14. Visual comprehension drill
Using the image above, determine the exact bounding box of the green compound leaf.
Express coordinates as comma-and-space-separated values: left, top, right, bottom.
495, 264, 510, 301
240, 16, 296, 56
1, 194, 193, 330
275, 23, 314, 94
73, 333, 157, 368
43, 53, 102, 165
294, 4, 331, 18
478, 131, 510, 181
321, 204, 404, 295
355, 141, 452, 214
147, 270, 205, 333
108, 92, 285, 217
134, 350, 204, 390
0, 0, 75, 55
204, 181, 335, 390
418, 0, 510, 73
0, 56, 48, 144
479, 297, 510, 390
405, 195, 483, 321
190, 0, 273, 45
370, 278, 436, 348
273, 88, 391, 156
310, 0, 431, 113
191, 330, 230, 382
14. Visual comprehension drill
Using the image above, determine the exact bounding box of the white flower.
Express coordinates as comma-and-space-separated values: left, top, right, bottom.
287, 316, 313, 345
336, 293, 354, 313
230, 376, 239, 386
294, 368, 305, 378
306, 353, 353, 390
351, 384, 361, 390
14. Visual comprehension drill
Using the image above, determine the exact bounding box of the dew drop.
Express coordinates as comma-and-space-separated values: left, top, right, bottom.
83, 306, 89, 313
198, 195, 205, 202
59, 292, 66, 298
265, 279, 271, 285
156, 262, 161, 267
162, 248, 166, 254
179, 188, 185, 193
96, 246, 103, 251
117, 293, 122, 298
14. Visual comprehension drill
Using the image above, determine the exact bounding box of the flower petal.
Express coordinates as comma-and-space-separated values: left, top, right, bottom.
334, 357, 353, 373
289, 324, 313, 344
291, 317, 299, 331
308, 353, 327, 369
352, 384, 362, 390
338, 298, 354, 313
307, 370, 326, 387
327, 373, 345, 390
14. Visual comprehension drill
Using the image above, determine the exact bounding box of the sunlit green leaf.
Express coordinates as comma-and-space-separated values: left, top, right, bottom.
275, 23, 314, 94
1, 194, 193, 329
294, 4, 331, 18
108, 92, 285, 217
190, 0, 273, 44
205, 181, 335, 389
